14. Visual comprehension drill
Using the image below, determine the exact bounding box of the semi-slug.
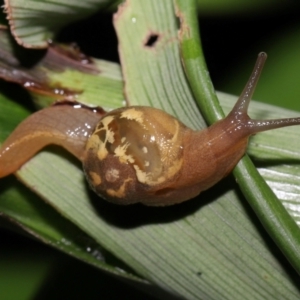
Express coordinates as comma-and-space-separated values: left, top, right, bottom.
0, 52, 299, 206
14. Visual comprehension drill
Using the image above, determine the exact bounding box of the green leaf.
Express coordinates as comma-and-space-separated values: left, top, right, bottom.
114, 0, 206, 130
0, 176, 144, 280
4, 0, 122, 48
0, 28, 124, 110
175, 0, 300, 276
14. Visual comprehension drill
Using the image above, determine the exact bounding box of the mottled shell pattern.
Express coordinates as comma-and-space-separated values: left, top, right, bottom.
83, 106, 187, 205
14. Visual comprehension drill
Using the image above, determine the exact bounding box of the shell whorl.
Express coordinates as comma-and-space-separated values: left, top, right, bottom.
83, 106, 186, 204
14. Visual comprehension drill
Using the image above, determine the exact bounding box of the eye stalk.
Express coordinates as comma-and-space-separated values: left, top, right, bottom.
1, 53, 300, 206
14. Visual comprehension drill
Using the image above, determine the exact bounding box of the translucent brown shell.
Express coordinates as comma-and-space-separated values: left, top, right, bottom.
83, 106, 187, 205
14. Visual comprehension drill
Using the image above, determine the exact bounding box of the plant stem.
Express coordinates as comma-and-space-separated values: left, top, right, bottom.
175, 0, 300, 275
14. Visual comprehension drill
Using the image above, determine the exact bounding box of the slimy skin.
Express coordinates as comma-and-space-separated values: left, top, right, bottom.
1, 53, 300, 206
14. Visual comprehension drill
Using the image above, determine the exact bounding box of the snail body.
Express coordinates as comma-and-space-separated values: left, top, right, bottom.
83, 106, 248, 205
1, 52, 300, 206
